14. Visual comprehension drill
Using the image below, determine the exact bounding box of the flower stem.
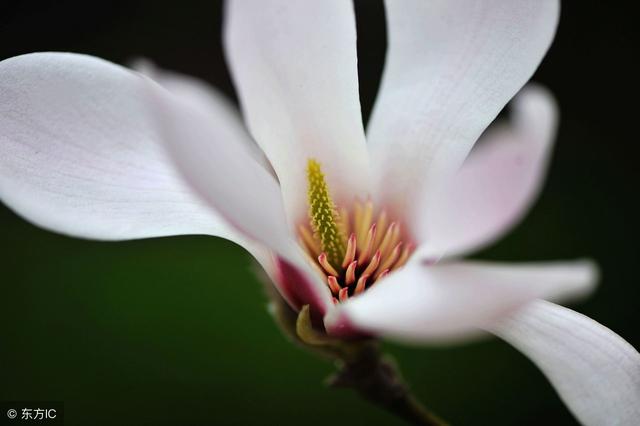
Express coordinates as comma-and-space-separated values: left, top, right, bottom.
268, 300, 449, 426
326, 342, 448, 426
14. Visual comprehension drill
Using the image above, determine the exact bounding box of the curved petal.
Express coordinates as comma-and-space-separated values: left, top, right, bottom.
0, 52, 233, 241
325, 259, 597, 342
0, 52, 330, 313
131, 58, 273, 172
147, 80, 333, 314
368, 0, 559, 223
421, 85, 558, 258
224, 0, 370, 223
490, 301, 640, 426
133, 58, 331, 313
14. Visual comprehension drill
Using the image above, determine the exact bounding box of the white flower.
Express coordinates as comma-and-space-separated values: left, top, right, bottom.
0, 1, 638, 425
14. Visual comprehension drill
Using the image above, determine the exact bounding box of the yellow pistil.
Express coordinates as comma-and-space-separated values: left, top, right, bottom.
307, 159, 345, 268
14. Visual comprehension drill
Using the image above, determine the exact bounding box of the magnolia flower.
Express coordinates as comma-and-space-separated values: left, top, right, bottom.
1, 1, 638, 424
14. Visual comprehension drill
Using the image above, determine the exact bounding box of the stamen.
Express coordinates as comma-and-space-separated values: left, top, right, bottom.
301, 249, 326, 277
339, 206, 350, 240
338, 287, 349, 302
345, 260, 357, 285
327, 276, 341, 295
318, 253, 339, 276
357, 199, 374, 247
353, 201, 364, 244
373, 210, 388, 248
386, 223, 401, 258
377, 243, 402, 278
377, 222, 397, 258
357, 223, 377, 264
361, 250, 381, 277
395, 243, 414, 269
300, 159, 416, 303
341, 233, 357, 268
354, 274, 368, 294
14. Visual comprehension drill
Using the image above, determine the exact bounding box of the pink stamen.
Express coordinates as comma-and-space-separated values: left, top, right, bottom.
318, 252, 339, 276
327, 276, 341, 295
378, 242, 403, 275
338, 287, 349, 302
377, 222, 397, 258
354, 274, 368, 294
357, 223, 377, 264
342, 233, 357, 268
300, 197, 415, 303
362, 250, 381, 277
345, 260, 357, 285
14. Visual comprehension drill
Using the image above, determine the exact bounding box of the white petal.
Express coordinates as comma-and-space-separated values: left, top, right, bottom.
326, 259, 597, 342
490, 301, 640, 426
131, 58, 273, 172
0, 52, 233, 241
422, 85, 558, 258
0, 52, 330, 312
368, 0, 559, 222
147, 79, 333, 313
224, 0, 370, 223
134, 59, 332, 313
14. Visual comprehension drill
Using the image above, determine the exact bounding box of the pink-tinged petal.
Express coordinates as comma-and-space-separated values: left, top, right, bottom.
489, 301, 640, 426
368, 0, 559, 223
147, 79, 333, 313
131, 58, 273, 173
422, 86, 558, 258
0, 52, 235, 241
323, 308, 370, 340
224, 0, 370, 223
274, 258, 331, 320
325, 259, 596, 342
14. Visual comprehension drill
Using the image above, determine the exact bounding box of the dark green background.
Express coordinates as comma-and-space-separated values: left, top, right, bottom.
1, 1, 638, 425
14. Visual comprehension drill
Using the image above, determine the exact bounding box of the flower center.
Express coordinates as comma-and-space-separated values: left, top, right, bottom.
299, 159, 415, 304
